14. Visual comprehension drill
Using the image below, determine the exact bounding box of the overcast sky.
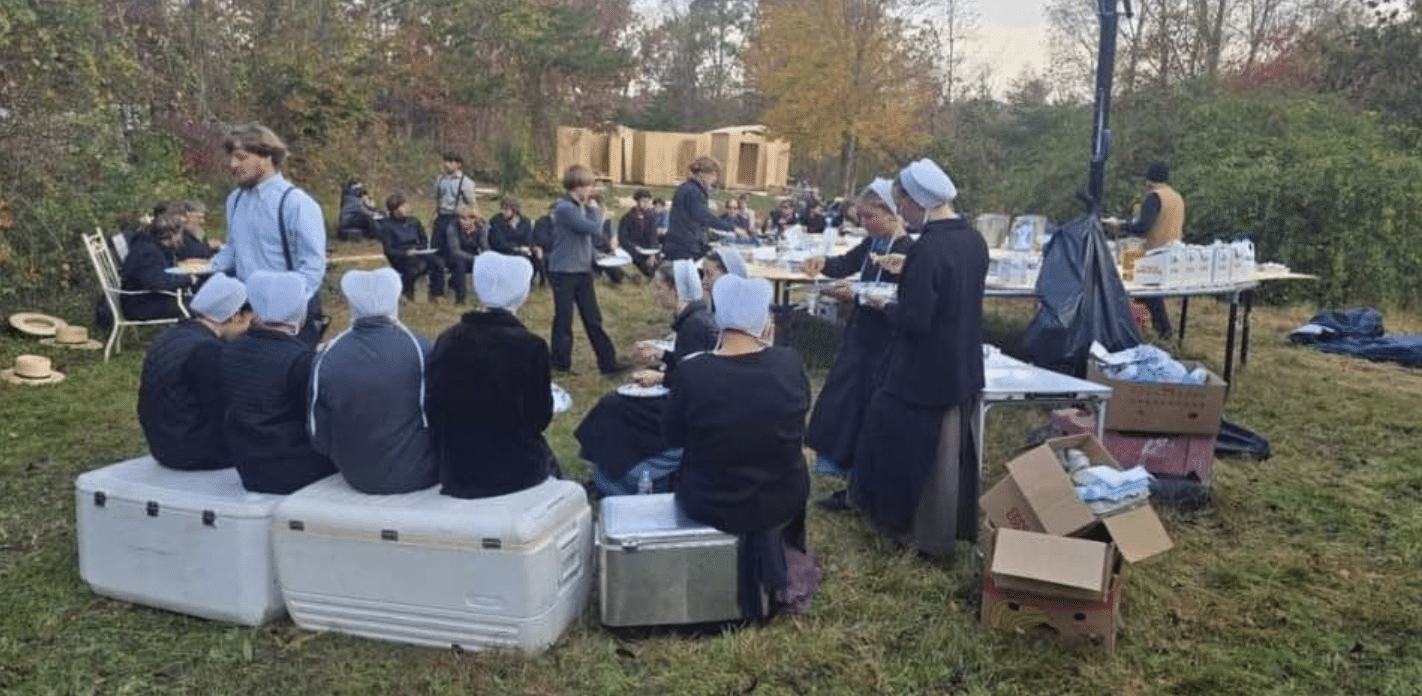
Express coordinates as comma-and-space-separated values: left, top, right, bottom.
971, 1, 1053, 90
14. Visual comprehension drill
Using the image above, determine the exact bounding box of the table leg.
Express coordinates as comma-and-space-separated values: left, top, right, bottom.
1240, 290, 1254, 366
1223, 293, 1239, 386
978, 402, 991, 477
1177, 296, 1190, 345
1094, 399, 1107, 440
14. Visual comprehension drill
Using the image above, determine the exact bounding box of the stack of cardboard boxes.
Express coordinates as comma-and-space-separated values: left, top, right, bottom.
979, 433, 1175, 652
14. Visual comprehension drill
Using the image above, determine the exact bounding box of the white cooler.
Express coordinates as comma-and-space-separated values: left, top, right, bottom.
74, 456, 287, 625
271, 476, 592, 653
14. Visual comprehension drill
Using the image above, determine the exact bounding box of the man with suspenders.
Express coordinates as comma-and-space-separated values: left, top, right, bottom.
211, 123, 329, 347
432, 152, 479, 301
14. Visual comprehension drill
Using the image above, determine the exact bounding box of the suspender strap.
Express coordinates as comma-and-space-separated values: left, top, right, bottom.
276, 187, 296, 271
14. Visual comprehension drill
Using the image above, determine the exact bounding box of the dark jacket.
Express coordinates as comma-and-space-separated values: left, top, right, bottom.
378, 215, 429, 258
664, 177, 734, 260
121, 231, 190, 319
665, 347, 811, 534
426, 309, 554, 498
176, 231, 213, 260
881, 217, 988, 408
618, 208, 659, 252
138, 320, 230, 470
309, 317, 438, 494
488, 213, 534, 255
663, 300, 718, 376
221, 326, 336, 493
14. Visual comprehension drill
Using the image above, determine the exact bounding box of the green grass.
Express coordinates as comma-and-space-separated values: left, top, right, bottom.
4, 266, 1422, 694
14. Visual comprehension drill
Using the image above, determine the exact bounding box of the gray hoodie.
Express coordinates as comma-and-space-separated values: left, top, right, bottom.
546, 195, 605, 274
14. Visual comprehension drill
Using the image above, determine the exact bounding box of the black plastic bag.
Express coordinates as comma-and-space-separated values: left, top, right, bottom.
1215, 419, 1270, 460
1021, 215, 1142, 375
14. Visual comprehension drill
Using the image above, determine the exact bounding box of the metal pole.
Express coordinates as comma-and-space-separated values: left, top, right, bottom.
1086, 0, 1132, 215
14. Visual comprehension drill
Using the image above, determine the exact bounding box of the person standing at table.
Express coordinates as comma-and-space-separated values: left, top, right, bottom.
211, 123, 329, 346
850, 159, 987, 561
663, 156, 738, 261
800, 178, 914, 492
1109, 162, 1185, 340
546, 165, 626, 375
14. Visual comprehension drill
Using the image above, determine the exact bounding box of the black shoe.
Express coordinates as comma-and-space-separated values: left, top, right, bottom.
599, 361, 632, 377
815, 489, 850, 512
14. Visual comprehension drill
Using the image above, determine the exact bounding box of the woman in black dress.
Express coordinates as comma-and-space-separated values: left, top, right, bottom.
800, 178, 914, 486
578, 260, 718, 495
665, 274, 821, 620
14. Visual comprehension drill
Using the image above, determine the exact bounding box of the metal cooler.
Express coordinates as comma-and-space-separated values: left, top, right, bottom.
597, 493, 741, 627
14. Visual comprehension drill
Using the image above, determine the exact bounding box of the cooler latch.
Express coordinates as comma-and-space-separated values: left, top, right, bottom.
146, 501, 159, 517
202, 510, 216, 526
93, 491, 106, 507
381, 529, 399, 542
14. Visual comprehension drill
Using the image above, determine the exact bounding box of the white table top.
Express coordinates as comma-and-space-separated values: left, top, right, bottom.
982, 350, 1111, 402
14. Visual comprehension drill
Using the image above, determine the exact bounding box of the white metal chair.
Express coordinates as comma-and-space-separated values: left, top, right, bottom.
84, 230, 189, 361
110, 232, 129, 262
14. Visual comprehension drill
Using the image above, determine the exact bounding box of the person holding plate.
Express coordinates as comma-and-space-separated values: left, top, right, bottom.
799, 178, 914, 492
849, 159, 987, 561
121, 211, 200, 320
427, 252, 558, 498
377, 192, 446, 302
577, 260, 718, 496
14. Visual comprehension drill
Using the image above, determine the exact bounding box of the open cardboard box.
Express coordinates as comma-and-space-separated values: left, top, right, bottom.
981, 528, 1124, 652
980, 433, 1174, 563
1086, 361, 1227, 436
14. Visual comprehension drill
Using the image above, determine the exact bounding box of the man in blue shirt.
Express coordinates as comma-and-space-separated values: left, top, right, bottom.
210, 123, 329, 346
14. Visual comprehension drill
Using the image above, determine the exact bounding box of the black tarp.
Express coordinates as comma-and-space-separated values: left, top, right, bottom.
1020, 215, 1142, 375
1289, 308, 1422, 368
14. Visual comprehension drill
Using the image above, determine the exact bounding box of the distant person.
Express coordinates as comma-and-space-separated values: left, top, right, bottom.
308, 268, 438, 494
430, 151, 478, 256
618, 189, 661, 279
586, 193, 625, 286
427, 253, 557, 498
1111, 163, 1184, 339
663, 155, 738, 260
803, 200, 828, 235
138, 274, 252, 471
664, 274, 820, 619
545, 165, 626, 375
377, 192, 446, 301
488, 196, 544, 284
121, 211, 199, 320
441, 204, 486, 305
651, 198, 669, 234
700, 247, 750, 301
222, 270, 336, 494
211, 123, 328, 346
149, 199, 214, 260
719, 197, 756, 245
762, 199, 799, 241
336, 178, 382, 241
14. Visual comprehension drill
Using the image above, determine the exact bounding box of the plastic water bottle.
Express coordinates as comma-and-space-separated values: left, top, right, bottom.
637, 470, 653, 495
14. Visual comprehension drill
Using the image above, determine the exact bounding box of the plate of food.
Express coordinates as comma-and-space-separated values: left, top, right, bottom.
550, 383, 573, 414
166, 259, 215, 275
852, 281, 896, 303
409, 248, 439, 256
617, 383, 670, 398
635, 246, 661, 256
596, 249, 633, 267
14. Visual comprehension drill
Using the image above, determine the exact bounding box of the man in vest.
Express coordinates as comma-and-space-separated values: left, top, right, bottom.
211, 123, 329, 346
1118, 163, 1185, 339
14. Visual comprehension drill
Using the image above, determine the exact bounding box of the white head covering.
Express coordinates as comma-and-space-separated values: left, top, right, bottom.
189, 274, 247, 323
341, 268, 402, 321
473, 252, 533, 310
898, 158, 957, 208
863, 177, 898, 217
715, 247, 749, 279
246, 270, 308, 329
713, 275, 773, 335
672, 260, 703, 302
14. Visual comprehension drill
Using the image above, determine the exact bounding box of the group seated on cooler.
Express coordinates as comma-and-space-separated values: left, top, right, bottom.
221, 270, 336, 494
426, 252, 558, 499
138, 274, 253, 471
577, 260, 718, 496
308, 268, 438, 494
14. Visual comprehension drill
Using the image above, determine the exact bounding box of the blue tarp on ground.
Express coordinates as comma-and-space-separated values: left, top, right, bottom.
1289, 308, 1422, 368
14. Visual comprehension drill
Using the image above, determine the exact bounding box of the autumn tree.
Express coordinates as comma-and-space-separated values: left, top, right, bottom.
633, 0, 756, 131
747, 0, 939, 196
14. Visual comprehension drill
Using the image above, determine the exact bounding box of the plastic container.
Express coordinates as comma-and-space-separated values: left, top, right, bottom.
976, 214, 1010, 249
597, 493, 743, 627
74, 456, 287, 625
271, 476, 592, 653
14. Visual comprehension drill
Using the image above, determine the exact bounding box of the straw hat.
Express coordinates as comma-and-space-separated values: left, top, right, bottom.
7, 312, 67, 337
40, 325, 103, 350
2, 355, 66, 385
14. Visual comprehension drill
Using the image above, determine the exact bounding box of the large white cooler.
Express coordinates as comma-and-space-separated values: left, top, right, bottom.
271, 476, 592, 653
597, 493, 744, 627
74, 456, 287, 625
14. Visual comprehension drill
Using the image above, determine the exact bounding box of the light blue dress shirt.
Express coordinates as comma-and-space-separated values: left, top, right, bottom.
212, 173, 327, 298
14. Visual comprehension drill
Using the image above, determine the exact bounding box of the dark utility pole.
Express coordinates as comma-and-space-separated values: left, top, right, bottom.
1086, 0, 1133, 215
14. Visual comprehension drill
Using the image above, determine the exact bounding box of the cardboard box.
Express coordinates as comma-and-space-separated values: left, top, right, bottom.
1053, 408, 1216, 483
980, 433, 1173, 563
981, 529, 1123, 652
988, 528, 1114, 602
1086, 362, 1227, 436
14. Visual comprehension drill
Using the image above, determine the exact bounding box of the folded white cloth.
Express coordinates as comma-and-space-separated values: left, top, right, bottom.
1074, 465, 1153, 502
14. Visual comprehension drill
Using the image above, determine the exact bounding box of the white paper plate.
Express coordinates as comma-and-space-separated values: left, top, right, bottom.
635, 246, 661, 256
165, 262, 215, 275
550, 383, 572, 414
616, 383, 669, 398
409, 248, 439, 256
596, 249, 633, 267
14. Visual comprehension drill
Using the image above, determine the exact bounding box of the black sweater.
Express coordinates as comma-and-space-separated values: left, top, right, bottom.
666, 347, 811, 534
138, 320, 230, 470
664, 177, 733, 260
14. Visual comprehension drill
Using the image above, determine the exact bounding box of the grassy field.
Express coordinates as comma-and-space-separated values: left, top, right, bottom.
3, 238, 1421, 695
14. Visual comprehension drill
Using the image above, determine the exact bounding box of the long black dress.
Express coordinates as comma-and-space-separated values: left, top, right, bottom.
575, 300, 718, 490
804, 234, 914, 472
849, 217, 987, 559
